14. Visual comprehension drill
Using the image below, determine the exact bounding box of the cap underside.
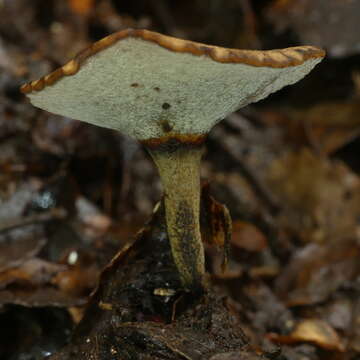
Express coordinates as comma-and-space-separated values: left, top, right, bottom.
24, 30, 324, 140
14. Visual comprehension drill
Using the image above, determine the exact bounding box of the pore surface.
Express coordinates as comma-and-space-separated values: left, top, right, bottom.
28, 38, 322, 140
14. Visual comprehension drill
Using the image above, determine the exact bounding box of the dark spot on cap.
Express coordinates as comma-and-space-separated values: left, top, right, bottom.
154, 87, 160, 92
131, 83, 139, 87
159, 119, 173, 133
162, 102, 171, 110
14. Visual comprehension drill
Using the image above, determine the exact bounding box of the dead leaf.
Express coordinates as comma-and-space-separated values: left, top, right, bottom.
268, 319, 345, 352
52, 263, 99, 297
276, 242, 360, 306
75, 196, 112, 238
0, 287, 86, 307
0, 230, 46, 272
232, 221, 267, 252
267, 148, 360, 244
243, 282, 294, 335
284, 101, 360, 154
0, 258, 66, 289
201, 183, 232, 271
0, 182, 39, 221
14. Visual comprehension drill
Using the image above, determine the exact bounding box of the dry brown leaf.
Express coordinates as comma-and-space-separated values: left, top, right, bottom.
232, 221, 267, 252
287, 101, 360, 154
52, 263, 99, 297
201, 184, 232, 271
0, 258, 66, 289
269, 319, 345, 352
276, 242, 360, 306
0, 287, 86, 307
267, 148, 360, 244
0, 233, 46, 272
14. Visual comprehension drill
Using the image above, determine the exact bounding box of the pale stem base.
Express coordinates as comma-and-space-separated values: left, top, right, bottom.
149, 145, 205, 290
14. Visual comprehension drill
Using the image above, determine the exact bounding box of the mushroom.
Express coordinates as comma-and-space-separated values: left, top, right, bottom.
21, 29, 325, 291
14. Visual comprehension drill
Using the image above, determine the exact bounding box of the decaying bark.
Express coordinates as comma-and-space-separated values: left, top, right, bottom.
49, 199, 262, 360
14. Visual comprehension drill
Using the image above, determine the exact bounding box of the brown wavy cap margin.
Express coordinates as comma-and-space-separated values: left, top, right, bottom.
20, 28, 326, 95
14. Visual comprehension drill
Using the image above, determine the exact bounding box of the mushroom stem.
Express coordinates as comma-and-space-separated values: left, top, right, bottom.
148, 145, 205, 290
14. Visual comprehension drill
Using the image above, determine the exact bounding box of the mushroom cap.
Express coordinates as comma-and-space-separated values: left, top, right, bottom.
21, 29, 325, 141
